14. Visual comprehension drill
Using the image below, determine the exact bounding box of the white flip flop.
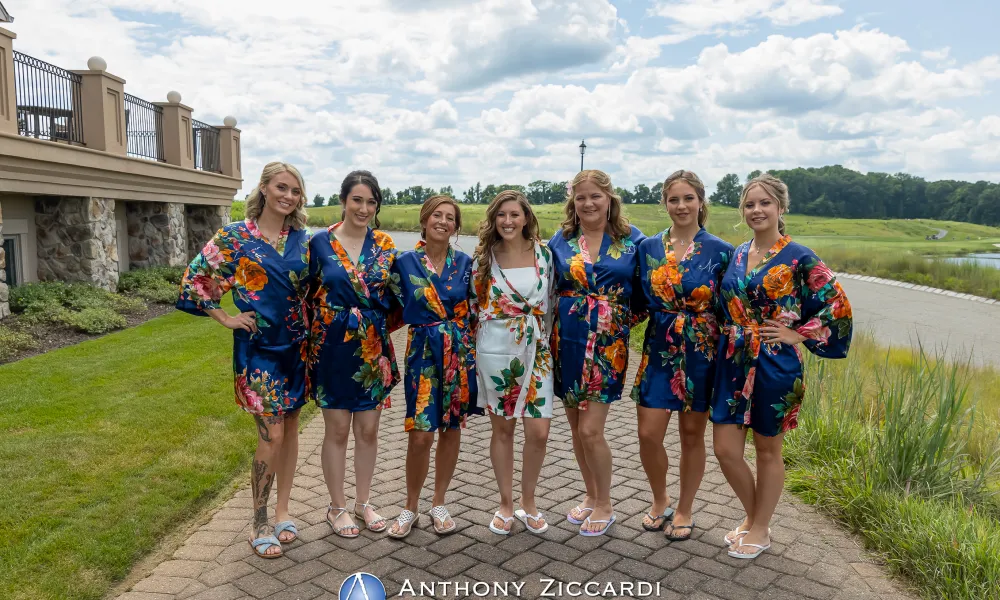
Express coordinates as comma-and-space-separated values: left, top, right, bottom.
488, 511, 515, 535
514, 508, 549, 534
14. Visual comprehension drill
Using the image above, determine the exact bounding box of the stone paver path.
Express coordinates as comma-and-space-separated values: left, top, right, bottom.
119, 330, 915, 600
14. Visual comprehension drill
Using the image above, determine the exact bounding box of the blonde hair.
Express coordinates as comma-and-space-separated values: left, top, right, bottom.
419, 195, 462, 239
475, 190, 541, 295
245, 161, 308, 230
662, 170, 709, 227
739, 173, 790, 235
560, 169, 630, 239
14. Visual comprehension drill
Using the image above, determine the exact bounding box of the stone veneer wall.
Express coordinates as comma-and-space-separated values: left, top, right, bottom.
0, 200, 8, 319
185, 205, 231, 260
35, 197, 120, 291
127, 202, 188, 269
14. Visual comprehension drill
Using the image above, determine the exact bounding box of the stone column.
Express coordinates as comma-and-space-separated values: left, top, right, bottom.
126, 201, 188, 269
70, 57, 127, 155
35, 197, 120, 291
217, 117, 242, 180
155, 92, 194, 169
0, 199, 9, 319
185, 204, 231, 260
0, 27, 18, 136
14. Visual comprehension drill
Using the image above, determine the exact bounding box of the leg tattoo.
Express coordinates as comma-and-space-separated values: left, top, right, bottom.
251, 458, 275, 538
254, 415, 273, 442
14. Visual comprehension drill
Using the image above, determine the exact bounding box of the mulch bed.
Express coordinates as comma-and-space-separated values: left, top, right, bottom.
0, 302, 176, 365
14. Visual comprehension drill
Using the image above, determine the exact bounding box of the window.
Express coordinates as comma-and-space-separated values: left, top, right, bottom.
2, 236, 20, 287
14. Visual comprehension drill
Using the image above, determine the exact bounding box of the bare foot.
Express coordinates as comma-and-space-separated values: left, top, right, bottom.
641, 496, 673, 529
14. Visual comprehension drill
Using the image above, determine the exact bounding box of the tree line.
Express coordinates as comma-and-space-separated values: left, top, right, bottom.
305, 165, 1000, 227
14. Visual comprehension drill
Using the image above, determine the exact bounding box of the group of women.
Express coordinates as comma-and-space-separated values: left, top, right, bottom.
176, 162, 853, 562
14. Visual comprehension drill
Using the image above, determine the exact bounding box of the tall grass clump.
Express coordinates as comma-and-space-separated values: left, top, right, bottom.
786, 337, 1000, 599
810, 243, 1000, 300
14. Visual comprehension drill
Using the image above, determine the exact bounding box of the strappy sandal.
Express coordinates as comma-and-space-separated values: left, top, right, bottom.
326, 505, 359, 538
728, 539, 771, 559
355, 502, 388, 533
566, 505, 594, 525
579, 513, 616, 537
514, 508, 548, 534
387, 509, 418, 539
248, 534, 282, 559
273, 520, 298, 543
642, 507, 675, 532
429, 505, 457, 535
665, 520, 695, 541
488, 511, 515, 535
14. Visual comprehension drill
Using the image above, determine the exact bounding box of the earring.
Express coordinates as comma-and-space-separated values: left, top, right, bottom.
607, 205, 611, 221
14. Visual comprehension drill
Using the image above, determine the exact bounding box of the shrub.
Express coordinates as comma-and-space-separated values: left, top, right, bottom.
119, 267, 185, 304
57, 307, 128, 334
8, 280, 147, 333
0, 325, 37, 362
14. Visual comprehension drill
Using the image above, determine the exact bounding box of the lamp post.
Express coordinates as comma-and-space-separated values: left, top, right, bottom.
579, 139, 586, 171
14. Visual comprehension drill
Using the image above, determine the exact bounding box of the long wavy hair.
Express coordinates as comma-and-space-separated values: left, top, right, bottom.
339, 170, 383, 229
419, 195, 462, 239
475, 189, 541, 295
739, 173, 789, 235
244, 161, 308, 230
560, 169, 630, 239
662, 169, 709, 227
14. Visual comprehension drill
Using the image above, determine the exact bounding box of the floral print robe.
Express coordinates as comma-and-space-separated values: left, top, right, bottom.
472, 242, 555, 419
390, 241, 480, 432
711, 235, 853, 436
306, 224, 400, 412
549, 225, 647, 409
632, 228, 734, 412
177, 220, 310, 416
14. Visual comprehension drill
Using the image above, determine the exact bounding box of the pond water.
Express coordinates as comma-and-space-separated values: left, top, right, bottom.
940, 252, 1000, 269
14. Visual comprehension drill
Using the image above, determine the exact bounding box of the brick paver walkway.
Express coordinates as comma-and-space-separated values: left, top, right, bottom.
119, 330, 915, 600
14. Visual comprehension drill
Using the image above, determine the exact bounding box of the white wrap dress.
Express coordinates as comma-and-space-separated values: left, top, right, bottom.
472, 242, 555, 419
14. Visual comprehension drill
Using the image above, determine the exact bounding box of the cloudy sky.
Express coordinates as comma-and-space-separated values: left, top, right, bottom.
7, 0, 1000, 198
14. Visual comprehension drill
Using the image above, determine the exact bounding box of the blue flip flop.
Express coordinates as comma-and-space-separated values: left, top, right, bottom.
579, 513, 616, 537
248, 534, 282, 559
274, 520, 298, 543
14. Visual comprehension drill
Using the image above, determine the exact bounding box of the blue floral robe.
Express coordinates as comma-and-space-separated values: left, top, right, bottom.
177, 219, 310, 416
549, 225, 646, 408
390, 241, 480, 432
632, 228, 734, 412
711, 235, 853, 436
306, 225, 400, 412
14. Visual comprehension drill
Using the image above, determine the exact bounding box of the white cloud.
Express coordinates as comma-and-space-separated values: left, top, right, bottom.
649, 0, 842, 32
4, 1, 998, 198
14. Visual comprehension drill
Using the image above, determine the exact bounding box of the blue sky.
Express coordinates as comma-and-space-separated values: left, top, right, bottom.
7, 0, 1000, 199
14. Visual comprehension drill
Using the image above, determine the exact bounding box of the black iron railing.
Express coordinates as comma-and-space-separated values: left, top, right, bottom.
192, 119, 221, 173
13, 51, 85, 145
124, 93, 165, 162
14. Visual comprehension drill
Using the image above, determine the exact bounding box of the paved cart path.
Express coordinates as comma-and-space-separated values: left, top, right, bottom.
118, 328, 916, 600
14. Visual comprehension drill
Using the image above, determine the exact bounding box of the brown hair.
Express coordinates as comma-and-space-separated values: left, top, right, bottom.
245, 161, 308, 230
662, 169, 709, 227
739, 173, 790, 235
419, 195, 462, 239
339, 170, 384, 229
560, 169, 630, 239
475, 190, 541, 295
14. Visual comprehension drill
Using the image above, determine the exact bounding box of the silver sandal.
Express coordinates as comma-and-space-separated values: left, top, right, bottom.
429, 505, 457, 535
355, 502, 388, 532
326, 505, 359, 538
387, 509, 418, 539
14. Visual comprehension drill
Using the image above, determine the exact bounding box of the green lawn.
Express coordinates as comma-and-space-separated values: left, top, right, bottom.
300, 203, 1000, 253
0, 300, 302, 600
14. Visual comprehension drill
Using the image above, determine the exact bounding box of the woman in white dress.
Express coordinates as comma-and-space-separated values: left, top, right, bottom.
472, 190, 554, 535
